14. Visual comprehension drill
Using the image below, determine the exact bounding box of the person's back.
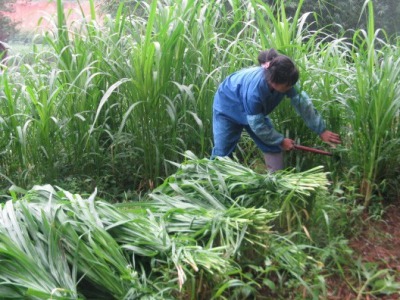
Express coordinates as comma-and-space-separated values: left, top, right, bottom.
214, 67, 267, 123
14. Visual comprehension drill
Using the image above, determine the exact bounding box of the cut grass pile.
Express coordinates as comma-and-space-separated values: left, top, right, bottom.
0, 152, 341, 299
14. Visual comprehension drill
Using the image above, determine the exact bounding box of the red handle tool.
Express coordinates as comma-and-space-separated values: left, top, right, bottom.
294, 144, 333, 156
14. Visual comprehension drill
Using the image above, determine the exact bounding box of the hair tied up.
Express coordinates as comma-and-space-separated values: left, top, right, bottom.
258, 48, 279, 65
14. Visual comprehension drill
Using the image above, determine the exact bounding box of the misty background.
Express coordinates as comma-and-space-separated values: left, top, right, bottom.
1, 0, 400, 47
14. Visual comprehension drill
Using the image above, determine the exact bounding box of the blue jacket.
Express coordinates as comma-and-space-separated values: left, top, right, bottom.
213, 67, 326, 146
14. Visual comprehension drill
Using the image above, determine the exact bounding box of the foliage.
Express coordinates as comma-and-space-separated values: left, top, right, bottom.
263, 0, 400, 39
0, 0, 399, 205
0, 0, 19, 42
152, 151, 330, 232
342, 1, 400, 207
0, 0, 399, 298
99, 0, 400, 39
0, 155, 352, 299
0, 184, 229, 299
2, 154, 398, 298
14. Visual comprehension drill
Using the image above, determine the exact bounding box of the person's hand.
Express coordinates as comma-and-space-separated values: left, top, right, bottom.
320, 130, 341, 147
280, 138, 295, 151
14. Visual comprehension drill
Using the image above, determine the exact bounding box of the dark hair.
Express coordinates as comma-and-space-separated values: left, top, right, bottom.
257, 49, 279, 65
258, 49, 299, 86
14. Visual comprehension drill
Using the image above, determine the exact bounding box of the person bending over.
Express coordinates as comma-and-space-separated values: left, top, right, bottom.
211, 48, 341, 172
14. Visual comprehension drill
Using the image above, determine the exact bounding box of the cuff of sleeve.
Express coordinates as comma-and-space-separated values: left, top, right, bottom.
276, 136, 285, 147
316, 126, 326, 135
247, 114, 285, 146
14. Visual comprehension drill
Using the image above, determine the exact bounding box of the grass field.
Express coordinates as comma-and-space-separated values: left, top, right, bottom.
0, 0, 399, 298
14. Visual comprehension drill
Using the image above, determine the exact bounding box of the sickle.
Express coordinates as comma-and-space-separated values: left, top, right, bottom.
293, 144, 333, 156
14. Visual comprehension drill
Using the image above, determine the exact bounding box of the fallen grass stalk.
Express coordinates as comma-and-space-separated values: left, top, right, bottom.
155, 151, 329, 231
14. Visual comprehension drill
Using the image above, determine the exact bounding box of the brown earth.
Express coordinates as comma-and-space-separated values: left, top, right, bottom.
326, 201, 400, 300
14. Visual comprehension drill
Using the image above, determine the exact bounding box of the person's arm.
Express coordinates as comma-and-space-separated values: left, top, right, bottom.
290, 89, 341, 145
247, 114, 284, 146
290, 90, 326, 135
244, 73, 296, 149
247, 114, 295, 150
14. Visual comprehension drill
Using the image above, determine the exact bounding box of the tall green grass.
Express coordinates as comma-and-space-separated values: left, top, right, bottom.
1, 0, 312, 193
344, 1, 400, 207
0, 0, 399, 298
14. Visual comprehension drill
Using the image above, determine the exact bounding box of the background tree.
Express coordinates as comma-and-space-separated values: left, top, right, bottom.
264, 0, 399, 39
373, 0, 400, 38
0, 0, 19, 42
98, 0, 399, 39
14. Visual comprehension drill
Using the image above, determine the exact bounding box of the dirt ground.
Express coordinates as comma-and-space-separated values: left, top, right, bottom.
327, 200, 400, 300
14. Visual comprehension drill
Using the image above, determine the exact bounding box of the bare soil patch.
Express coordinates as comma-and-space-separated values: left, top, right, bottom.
351, 206, 400, 273
327, 201, 400, 299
